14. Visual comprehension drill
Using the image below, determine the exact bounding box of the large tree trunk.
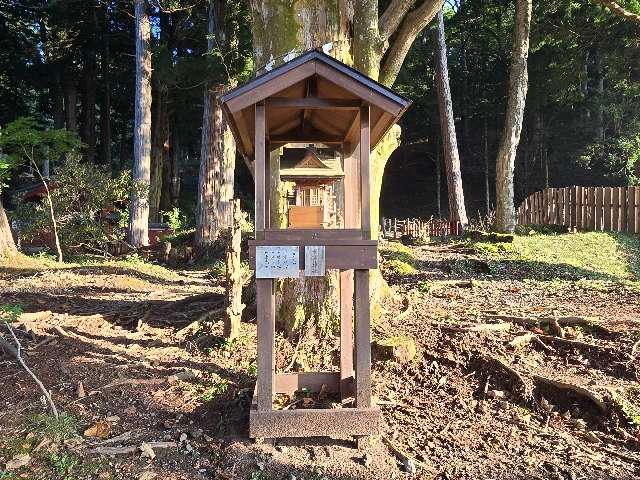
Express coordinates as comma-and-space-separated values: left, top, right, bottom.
63, 72, 77, 133
433, 9, 468, 226
494, 0, 532, 233
81, 1, 98, 163
128, 0, 152, 247
150, 84, 168, 223
249, 1, 441, 334
0, 199, 17, 258
195, 0, 236, 247
100, 2, 112, 168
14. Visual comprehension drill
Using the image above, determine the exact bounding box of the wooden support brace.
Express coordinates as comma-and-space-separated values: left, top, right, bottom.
256, 279, 275, 411
354, 269, 371, 408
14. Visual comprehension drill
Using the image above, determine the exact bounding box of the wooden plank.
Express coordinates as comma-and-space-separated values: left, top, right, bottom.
603, 187, 612, 232
636, 187, 640, 234
262, 229, 364, 241
274, 372, 341, 394
570, 186, 577, 228
563, 187, 570, 226
266, 97, 361, 109
269, 132, 344, 144
360, 105, 371, 237
628, 186, 637, 233
226, 61, 316, 113
588, 187, 596, 230
288, 206, 324, 228
249, 244, 377, 270
249, 404, 379, 438
315, 61, 402, 115
256, 279, 275, 411
354, 270, 371, 408
612, 187, 620, 231
254, 103, 266, 235
576, 186, 583, 230
620, 187, 627, 232
595, 187, 603, 231
340, 269, 354, 399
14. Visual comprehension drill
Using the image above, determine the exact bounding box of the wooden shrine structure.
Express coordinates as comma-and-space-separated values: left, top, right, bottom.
220, 50, 410, 440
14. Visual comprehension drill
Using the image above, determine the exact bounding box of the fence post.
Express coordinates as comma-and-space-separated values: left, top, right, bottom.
628, 187, 637, 233
595, 187, 603, 231
603, 187, 612, 232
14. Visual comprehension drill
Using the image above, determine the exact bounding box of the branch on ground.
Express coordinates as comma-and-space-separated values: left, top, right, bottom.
2, 321, 59, 419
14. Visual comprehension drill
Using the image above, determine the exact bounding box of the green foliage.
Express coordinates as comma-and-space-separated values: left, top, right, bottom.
0, 117, 81, 189
579, 130, 640, 185
160, 206, 186, 231
470, 241, 515, 256
200, 377, 230, 402
14, 154, 132, 252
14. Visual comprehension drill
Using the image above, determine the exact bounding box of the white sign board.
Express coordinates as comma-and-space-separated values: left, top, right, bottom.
255, 246, 300, 278
304, 245, 326, 277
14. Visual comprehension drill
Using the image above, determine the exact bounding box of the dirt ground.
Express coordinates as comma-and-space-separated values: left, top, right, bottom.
1, 237, 639, 480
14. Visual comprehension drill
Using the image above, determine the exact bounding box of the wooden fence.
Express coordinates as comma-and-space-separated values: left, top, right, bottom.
516, 186, 640, 233
381, 217, 462, 239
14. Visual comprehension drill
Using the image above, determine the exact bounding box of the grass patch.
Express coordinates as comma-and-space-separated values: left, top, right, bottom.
381, 242, 418, 276
29, 414, 79, 443
385, 259, 417, 276
512, 232, 639, 281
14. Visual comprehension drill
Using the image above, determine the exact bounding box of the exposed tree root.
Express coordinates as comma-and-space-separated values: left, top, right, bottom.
508, 332, 555, 352
532, 375, 608, 413
479, 354, 533, 403
445, 322, 511, 333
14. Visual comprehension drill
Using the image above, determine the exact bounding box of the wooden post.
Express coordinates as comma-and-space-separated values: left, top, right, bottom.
618, 187, 627, 232
224, 200, 244, 339
636, 187, 640, 234
595, 187, 603, 231
628, 186, 637, 233
354, 269, 371, 408
603, 187, 612, 232
256, 279, 275, 411
570, 186, 577, 229
255, 102, 266, 238
360, 105, 371, 238
340, 269, 354, 398
612, 187, 620, 232
588, 187, 596, 230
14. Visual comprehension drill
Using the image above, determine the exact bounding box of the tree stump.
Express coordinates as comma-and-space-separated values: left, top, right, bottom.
224, 200, 244, 339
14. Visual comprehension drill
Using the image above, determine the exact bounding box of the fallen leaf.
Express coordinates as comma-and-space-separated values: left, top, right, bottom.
84, 420, 112, 439
139, 472, 157, 480
140, 442, 156, 460
77, 382, 86, 399
6, 453, 30, 471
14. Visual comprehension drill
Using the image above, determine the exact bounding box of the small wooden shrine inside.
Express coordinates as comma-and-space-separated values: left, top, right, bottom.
220, 50, 410, 440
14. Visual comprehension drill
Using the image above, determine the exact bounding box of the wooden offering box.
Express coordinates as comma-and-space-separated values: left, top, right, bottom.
220, 50, 410, 440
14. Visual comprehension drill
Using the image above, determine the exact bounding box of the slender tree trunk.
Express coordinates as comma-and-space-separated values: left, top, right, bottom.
63, 73, 77, 133
196, 0, 236, 247
82, 2, 98, 163
0, 199, 17, 258
494, 0, 532, 233
435, 146, 442, 218
100, 2, 112, 168
595, 48, 605, 142
484, 118, 490, 214
433, 10, 468, 226
170, 132, 181, 206
149, 85, 168, 222
129, 0, 152, 247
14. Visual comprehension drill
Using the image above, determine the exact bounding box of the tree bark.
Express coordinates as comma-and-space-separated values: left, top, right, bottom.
82, 4, 98, 163
196, 0, 236, 247
591, 0, 640, 24
433, 9, 468, 226
100, 2, 112, 168
129, 0, 152, 247
150, 85, 168, 223
249, 1, 440, 331
0, 199, 17, 258
63, 73, 77, 133
494, 0, 532, 233
484, 118, 490, 215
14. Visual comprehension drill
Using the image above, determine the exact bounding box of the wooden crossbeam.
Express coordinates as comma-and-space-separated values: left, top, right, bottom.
266, 97, 362, 110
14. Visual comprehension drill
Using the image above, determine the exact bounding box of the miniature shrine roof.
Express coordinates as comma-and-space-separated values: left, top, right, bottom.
220, 50, 411, 157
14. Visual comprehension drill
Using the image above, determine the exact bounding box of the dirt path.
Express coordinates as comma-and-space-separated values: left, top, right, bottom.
1, 242, 639, 480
